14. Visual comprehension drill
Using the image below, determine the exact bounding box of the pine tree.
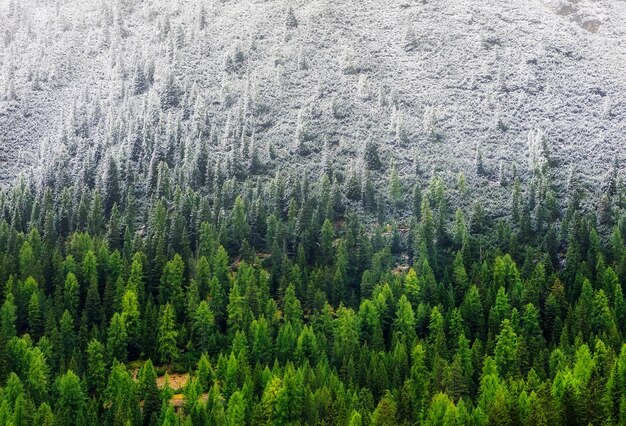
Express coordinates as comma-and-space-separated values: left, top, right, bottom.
364, 139, 382, 170
89, 191, 105, 235
228, 196, 249, 252
494, 319, 518, 378
404, 23, 417, 52
86, 339, 106, 396
285, 5, 298, 28
389, 163, 402, 210
319, 219, 335, 266
103, 157, 120, 216
27, 347, 49, 405
107, 203, 122, 250
193, 301, 216, 354
59, 309, 76, 368
137, 359, 160, 426
104, 362, 140, 425
160, 71, 180, 110
63, 272, 80, 319
371, 391, 398, 426
84, 275, 101, 329
158, 303, 178, 364
345, 165, 362, 202
19, 241, 36, 281
27, 291, 42, 337
392, 295, 416, 345
227, 281, 249, 336
159, 254, 185, 317
107, 312, 128, 363
121, 289, 141, 356
56, 370, 86, 426
226, 390, 246, 426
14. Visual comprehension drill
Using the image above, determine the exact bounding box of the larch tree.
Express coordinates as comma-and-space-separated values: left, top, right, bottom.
158, 303, 179, 364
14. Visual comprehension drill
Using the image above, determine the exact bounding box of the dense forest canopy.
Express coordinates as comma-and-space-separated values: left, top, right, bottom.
1, 0, 626, 425
0, 133, 624, 425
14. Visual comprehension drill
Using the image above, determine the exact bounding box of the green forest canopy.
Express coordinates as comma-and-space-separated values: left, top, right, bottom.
0, 156, 625, 425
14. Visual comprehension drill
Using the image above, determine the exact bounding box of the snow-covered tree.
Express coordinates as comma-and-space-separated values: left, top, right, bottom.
285, 5, 298, 28
527, 129, 549, 171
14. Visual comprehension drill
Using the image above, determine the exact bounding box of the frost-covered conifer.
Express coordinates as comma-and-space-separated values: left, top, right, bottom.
285, 6, 298, 28
364, 139, 382, 171
160, 71, 180, 110
527, 129, 549, 171
423, 106, 437, 141
404, 24, 418, 52
357, 74, 370, 101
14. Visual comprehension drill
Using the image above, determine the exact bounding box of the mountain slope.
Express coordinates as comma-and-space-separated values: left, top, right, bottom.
0, 0, 624, 212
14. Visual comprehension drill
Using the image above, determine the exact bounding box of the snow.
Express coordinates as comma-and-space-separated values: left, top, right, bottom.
0, 0, 624, 215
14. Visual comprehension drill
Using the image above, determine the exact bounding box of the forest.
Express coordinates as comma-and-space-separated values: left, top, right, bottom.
0, 141, 624, 425
1, 1, 626, 425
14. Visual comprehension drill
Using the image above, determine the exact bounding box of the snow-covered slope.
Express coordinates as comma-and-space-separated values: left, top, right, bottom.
0, 0, 624, 210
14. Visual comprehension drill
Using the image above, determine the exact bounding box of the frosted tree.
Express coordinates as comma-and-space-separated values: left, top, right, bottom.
331, 95, 349, 119
404, 23, 418, 52
527, 129, 549, 171
224, 43, 246, 74
2, 63, 16, 101
604, 157, 619, 197
357, 74, 370, 101
386, 106, 408, 145
297, 48, 308, 71
295, 108, 312, 155
321, 138, 333, 177
395, 112, 409, 144
198, 3, 207, 31
389, 163, 403, 210
364, 139, 382, 171
145, 59, 155, 87
341, 48, 356, 75
413, 150, 422, 177
117, 0, 134, 19
423, 106, 438, 141
475, 142, 486, 176
160, 70, 180, 110
285, 5, 298, 28
345, 164, 362, 201
174, 24, 185, 49
494, 105, 508, 131
602, 97, 613, 118
498, 160, 505, 186
132, 62, 148, 95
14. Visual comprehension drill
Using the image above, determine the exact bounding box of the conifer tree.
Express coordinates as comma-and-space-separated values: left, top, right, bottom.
86, 339, 106, 396
364, 139, 382, 170
158, 303, 178, 364
159, 254, 185, 317
285, 5, 298, 28
56, 370, 86, 426
389, 163, 402, 210
137, 359, 160, 426
103, 157, 120, 216
107, 312, 128, 363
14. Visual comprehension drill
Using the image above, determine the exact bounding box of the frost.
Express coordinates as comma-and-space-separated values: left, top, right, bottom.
0, 0, 623, 218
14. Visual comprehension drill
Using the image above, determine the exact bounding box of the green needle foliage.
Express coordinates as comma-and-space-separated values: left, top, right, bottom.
0, 157, 624, 425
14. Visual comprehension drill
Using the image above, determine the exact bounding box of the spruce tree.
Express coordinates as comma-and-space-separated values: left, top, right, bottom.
364, 139, 382, 170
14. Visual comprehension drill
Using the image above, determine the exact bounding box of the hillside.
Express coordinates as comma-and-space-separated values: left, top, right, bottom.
3, 1, 626, 425
1, 0, 625, 214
